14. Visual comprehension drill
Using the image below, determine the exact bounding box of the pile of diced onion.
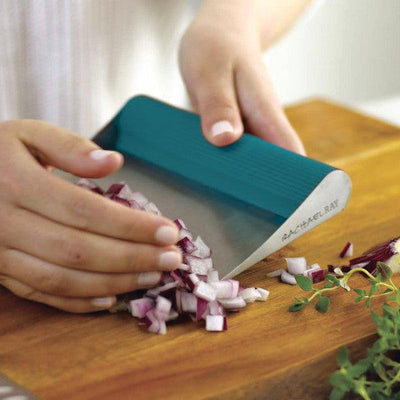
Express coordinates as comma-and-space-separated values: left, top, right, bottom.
77, 179, 269, 334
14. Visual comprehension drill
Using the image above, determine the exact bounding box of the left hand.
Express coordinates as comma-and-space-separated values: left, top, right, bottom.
179, 5, 306, 155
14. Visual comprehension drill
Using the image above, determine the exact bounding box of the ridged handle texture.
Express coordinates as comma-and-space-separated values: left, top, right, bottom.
114, 96, 335, 218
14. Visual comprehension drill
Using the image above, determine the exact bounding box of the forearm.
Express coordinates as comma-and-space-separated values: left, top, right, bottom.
197, 0, 313, 49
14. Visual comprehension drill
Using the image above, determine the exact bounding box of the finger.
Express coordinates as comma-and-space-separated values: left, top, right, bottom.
183, 61, 243, 147
4, 208, 182, 273
12, 119, 123, 177
2, 249, 163, 297
0, 275, 117, 313
14, 154, 179, 246
235, 60, 306, 155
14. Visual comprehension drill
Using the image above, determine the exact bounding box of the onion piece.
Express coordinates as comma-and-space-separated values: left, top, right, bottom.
266, 269, 284, 278
185, 255, 213, 275
340, 242, 354, 258
154, 296, 172, 320
77, 178, 104, 195
218, 297, 247, 310
207, 269, 219, 283
143, 202, 161, 215
180, 292, 197, 313
191, 236, 211, 258
286, 257, 308, 275
206, 315, 227, 332
281, 270, 297, 285
129, 298, 154, 318
240, 288, 262, 303
256, 288, 270, 301
177, 237, 197, 254
193, 281, 217, 302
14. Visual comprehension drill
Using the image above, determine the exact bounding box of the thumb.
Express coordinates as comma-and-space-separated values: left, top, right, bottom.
19, 120, 123, 178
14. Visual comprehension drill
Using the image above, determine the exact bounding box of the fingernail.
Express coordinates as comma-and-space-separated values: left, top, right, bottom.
158, 251, 182, 269
138, 271, 162, 286
91, 297, 115, 308
155, 226, 178, 244
211, 120, 234, 137
90, 149, 120, 161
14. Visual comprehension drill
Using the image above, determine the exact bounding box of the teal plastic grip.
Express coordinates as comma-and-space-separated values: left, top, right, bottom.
113, 96, 335, 218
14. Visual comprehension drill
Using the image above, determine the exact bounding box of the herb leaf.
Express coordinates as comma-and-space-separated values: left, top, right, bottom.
315, 296, 330, 313
295, 274, 313, 291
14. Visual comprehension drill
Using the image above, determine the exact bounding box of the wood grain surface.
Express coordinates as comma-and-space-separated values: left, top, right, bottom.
1, 99, 400, 400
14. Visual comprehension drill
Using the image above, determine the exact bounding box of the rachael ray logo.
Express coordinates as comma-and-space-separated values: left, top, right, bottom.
281, 199, 339, 242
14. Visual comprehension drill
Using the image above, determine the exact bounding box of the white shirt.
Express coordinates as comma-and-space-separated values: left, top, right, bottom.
0, 0, 321, 138
0, 0, 198, 137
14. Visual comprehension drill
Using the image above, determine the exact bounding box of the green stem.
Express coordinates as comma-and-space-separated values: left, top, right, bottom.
388, 365, 400, 387
307, 286, 338, 302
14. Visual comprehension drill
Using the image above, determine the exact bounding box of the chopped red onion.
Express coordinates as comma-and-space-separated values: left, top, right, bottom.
77, 178, 104, 195
184, 255, 213, 275
130, 191, 149, 208
281, 270, 297, 285
186, 273, 200, 291
178, 228, 193, 241
210, 280, 239, 299
143, 202, 161, 215
340, 242, 354, 258
78, 180, 270, 334
206, 315, 227, 332
196, 298, 209, 321
180, 292, 197, 313
174, 218, 187, 231
256, 288, 270, 301
208, 300, 225, 316
154, 296, 172, 320
218, 297, 247, 310
177, 237, 197, 254
193, 281, 217, 302
191, 236, 211, 258
310, 269, 325, 283
305, 263, 325, 283
266, 268, 284, 278
239, 287, 262, 303
207, 269, 219, 283
129, 298, 154, 318
331, 237, 400, 275
286, 257, 308, 275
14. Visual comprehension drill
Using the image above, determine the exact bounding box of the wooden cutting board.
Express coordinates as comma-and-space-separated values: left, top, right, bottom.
1, 99, 400, 400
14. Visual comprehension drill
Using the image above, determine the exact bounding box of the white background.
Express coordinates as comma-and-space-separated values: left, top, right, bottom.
265, 0, 400, 125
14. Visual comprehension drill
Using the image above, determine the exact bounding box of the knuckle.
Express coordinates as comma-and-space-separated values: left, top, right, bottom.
59, 238, 87, 267
40, 270, 68, 295
59, 133, 83, 154
69, 195, 89, 218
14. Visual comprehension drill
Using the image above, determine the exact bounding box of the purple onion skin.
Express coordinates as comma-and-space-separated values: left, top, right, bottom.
339, 242, 352, 258
311, 270, 325, 284
330, 237, 400, 276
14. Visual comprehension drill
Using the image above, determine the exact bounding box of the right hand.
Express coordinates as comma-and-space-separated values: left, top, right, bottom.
0, 120, 182, 313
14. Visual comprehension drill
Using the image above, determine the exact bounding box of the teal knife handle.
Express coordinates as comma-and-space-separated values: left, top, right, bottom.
109, 95, 335, 218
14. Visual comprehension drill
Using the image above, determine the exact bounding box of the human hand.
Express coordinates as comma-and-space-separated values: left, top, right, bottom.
179, 1, 306, 154
0, 120, 182, 312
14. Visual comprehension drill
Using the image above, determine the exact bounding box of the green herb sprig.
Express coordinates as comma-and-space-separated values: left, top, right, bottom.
288, 262, 400, 399
289, 262, 398, 314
